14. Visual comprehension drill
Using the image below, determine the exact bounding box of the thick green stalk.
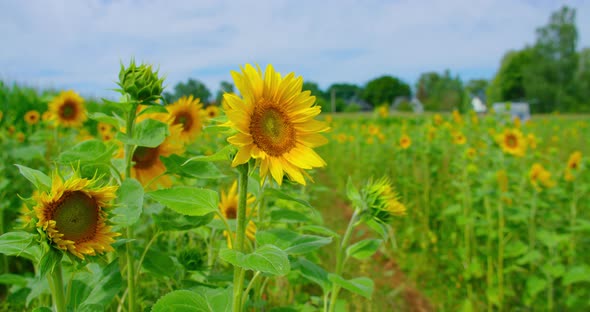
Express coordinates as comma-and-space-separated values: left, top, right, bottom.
124, 103, 138, 312
484, 196, 493, 312
232, 163, 249, 312
497, 200, 505, 312
327, 208, 360, 312
48, 261, 66, 312
529, 192, 538, 256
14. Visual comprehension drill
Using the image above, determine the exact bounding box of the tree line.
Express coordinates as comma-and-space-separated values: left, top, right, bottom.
165, 5, 588, 114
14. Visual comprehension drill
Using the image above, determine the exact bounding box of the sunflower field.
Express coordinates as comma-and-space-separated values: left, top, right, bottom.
0, 62, 589, 312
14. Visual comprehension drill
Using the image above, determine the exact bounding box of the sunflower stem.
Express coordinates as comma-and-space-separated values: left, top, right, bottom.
48, 261, 66, 312
328, 208, 360, 312
232, 163, 249, 312
124, 102, 139, 312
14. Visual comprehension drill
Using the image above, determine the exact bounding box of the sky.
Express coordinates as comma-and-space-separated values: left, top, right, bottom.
1, 0, 589, 99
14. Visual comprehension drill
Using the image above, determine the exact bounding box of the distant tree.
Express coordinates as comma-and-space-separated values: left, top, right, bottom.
164, 78, 211, 104
215, 81, 234, 105
486, 49, 534, 105
361, 75, 411, 107
417, 70, 464, 111
326, 83, 362, 101
573, 48, 590, 111
465, 79, 488, 97
302, 81, 326, 99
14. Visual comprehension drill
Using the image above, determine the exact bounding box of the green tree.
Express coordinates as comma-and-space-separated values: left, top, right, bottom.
302, 81, 330, 112
573, 48, 590, 111
486, 48, 534, 105
215, 81, 234, 105
465, 79, 488, 97
416, 72, 440, 103
361, 75, 411, 108
164, 78, 212, 104
417, 70, 464, 111
326, 83, 362, 101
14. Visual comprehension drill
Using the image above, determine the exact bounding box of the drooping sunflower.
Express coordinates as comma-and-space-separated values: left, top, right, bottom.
399, 134, 411, 149
529, 163, 555, 191
218, 181, 257, 247
204, 105, 220, 120
224, 64, 329, 185
34, 172, 119, 260
48, 90, 87, 127
129, 112, 185, 189
364, 177, 406, 223
497, 128, 526, 157
24, 110, 40, 125
167, 95, 203, 143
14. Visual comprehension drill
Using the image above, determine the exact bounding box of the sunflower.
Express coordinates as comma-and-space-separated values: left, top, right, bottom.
129, 111, 185, 189
167, 95, 203, 143
218, 181, 257, 247
48, 90, 87, 127
399, 134, 411, 149
497, 128, 526, 157
529, 163, 554, 191
364, 177, 406, 223
204, 105, 220, 120
16, 132, 25, 143
466, 148, 477, 159
34, 172, 119, 260
452, 131, 466, 145
377, 105, 388, 118
224, 64, 329, 185
426, 126, 436, 141
565, 151, 582, 181
527, 133, 538, 150
452, 110, 463, 125
24, 110, 40, 125
97, 122, 112, 134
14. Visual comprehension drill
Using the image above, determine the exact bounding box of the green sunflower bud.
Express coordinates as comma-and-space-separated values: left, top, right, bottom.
362, 177, 406, 223
117, 59, 165, 104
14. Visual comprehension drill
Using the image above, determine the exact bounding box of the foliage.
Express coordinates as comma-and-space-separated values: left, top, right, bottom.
163, 78, 211, 104
417, 70, 465, 111
361, 75, 411, 108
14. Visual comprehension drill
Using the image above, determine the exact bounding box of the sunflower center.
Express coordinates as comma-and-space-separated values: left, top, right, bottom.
208, 110, 216, 118
133, 146, 160, 169
174, 112, 193, 130
250, 105, 296, 156
225, 205, 237, 219
52, 191, 99, 242
60, 100, 77, 120
570, 162, 578, 169
505, 135, 517, 148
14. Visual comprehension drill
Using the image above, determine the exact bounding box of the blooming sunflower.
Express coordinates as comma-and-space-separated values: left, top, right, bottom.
130, 112, 185, 189
218, 181, 257, 247
97, 122, 112, 134
167, 95, 203, 143
24, 110, 40, 125
204, 105, 220, 120
452, 131, 466, 145
34, 172, 119, 260
529, 163, 554, 191
527, 133, 538, 150
452, 110, 463, 125
48, 90, 87, 127
497, 128, 526, 157
224, 64, 328, 185
399, 134, 411, 149
466, 148, 477, 159
433, 114, 443, 126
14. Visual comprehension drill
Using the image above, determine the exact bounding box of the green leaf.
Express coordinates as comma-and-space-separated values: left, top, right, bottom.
58, 140, 115, 164
147, 187, 219, 216
78, 260, 122, 308
0, 231, 41, 262
219, 245, 290, 276
270, 209, 311, 223
516, 250, 543, 266
117, 118, 169, 147
152, 290, 210, 312
0, 273, 28, 286
39, 247, 63, 277
562, 265, 590, 285
291, 258, 330, 291
142, 250, 176, 278
346, 177, 362, 206
32, 308, 53, 312
503, 240, 528, 258
526, 276, 547, 297
346, 239, 382, 260
327, 274, 374, 299
88, 112, 124, 129
112, 178, 144, 227
195, 287, 232, 312
256, 229, 332, 255
183, 145, 236, 163
15, 164, 51, 190
298, 225, 340, 238
365, 219, 389, 240
442, 204, 461, 216
138, 104, 168, 116
161, 154, 225, 179
153, 209, 214, 232
541, 262, 565, 278
264, 188, 312, 208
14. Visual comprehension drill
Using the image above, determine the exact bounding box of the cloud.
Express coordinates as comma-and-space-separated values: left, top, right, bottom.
0, 0, 589, 98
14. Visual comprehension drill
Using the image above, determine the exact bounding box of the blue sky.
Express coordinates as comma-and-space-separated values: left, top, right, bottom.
1, 0, 589, 99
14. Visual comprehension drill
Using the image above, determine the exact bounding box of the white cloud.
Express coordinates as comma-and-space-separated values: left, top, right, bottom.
0, 0, 588, 98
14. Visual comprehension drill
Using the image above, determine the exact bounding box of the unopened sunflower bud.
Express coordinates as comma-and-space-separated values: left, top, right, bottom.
362, 177, 406, 223
118, 60, 164, 104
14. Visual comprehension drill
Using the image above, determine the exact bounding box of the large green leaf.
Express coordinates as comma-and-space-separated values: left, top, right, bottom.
147, 187, 219, 216
291, 258, 330, 291
151, 290, 211, 312
0, 274, 28, 286
112, 178, 144, 227
346, 239, 382, 260
161, 154, 225, 179
153, 209, 214, 232
142, 249, 177, 278
117, 118, 169, 147
183, 145, 236, 163
39, 247, 62, 277
58, 140, 116, 164
0, 231, 42, 262
328, 274, 374, 299
562, 265, 590, 285
15, 165, 51, 190
256, 229, 332, 255
264, 188, 312, 208
71, 260, 122, 310
219, 245, 290, 276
